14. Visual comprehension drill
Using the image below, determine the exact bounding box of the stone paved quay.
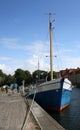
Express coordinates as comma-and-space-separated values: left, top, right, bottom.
0, 90, 40, 130
0, 90, 65, 130
0, 91, 27, 130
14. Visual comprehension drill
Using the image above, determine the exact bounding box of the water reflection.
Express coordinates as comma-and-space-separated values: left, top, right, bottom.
48, 88, 80, 130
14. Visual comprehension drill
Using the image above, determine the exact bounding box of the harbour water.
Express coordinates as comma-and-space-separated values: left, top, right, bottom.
48, 87, 80, 130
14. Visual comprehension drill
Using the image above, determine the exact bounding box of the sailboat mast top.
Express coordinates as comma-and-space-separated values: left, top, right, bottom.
49, 13, 53, 80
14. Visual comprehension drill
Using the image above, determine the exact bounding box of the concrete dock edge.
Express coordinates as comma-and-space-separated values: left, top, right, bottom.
28, 99, 65, 130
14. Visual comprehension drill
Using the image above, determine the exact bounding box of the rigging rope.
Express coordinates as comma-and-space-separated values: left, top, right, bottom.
53, 31, 64, 71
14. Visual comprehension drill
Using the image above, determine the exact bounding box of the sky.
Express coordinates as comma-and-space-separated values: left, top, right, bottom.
0, 0, 80, 75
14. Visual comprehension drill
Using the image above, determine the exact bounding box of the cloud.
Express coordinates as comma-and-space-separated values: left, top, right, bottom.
0, 38, 49, 53
0, 39, 49, 74
0, 56, 10, 61
0, 38, 18, 48
23, 41, 49, 56
48, 56, 80, 72
22, 57, 50, 73
63, 56, 80, 68
0, 64, 15, 75
0, 38, 80, 74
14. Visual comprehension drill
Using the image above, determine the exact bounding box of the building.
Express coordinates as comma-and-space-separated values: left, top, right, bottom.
60, 68, 80, 87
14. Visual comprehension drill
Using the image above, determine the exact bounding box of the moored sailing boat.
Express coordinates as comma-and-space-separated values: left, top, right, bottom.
28, 13, 72, 111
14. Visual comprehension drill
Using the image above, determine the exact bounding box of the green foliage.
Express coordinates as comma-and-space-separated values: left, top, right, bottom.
0, 68, 58, 87
47, 71, 58, 81
14, 69, 32, 86
0, 76, 4, 86
24, 70, 32, 85
32, 70, 48, 83
0, 70, 6, 86
15, 69, 26, 86
5, 75, 15, 85
0, 70, 4, 77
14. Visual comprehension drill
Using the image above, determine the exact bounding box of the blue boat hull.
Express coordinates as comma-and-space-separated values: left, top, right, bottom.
34, 88, 72, 111
28, 78, 72, 111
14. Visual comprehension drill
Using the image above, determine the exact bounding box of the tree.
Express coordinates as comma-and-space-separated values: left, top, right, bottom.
14, 69, 32, 86
15, 69, 26, 86
47, 71, 58, 81
24, 70, 32, 85
0, 70, 4, 77
32, 70, 48, 83
0, 77, 4, 86
0, 70, 6, 86
5, 75, 15, 86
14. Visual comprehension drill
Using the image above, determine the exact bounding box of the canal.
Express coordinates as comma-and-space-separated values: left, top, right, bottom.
48, 87, 80, 130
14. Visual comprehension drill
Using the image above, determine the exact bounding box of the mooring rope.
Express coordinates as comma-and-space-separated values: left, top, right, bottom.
21, 85, 36, 130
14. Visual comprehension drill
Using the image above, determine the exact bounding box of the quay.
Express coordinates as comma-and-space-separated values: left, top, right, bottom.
26, 99, 65, 130
0, 91, 27, 130
0, 90, 65, 130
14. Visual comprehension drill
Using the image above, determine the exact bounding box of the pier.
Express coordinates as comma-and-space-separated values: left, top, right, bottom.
0, 90, 65, 130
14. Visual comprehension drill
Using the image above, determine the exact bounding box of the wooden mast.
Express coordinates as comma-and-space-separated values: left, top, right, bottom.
49, 13, 53, 80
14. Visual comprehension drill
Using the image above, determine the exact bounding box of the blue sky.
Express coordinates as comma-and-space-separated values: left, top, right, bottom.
0, 0, 80, 74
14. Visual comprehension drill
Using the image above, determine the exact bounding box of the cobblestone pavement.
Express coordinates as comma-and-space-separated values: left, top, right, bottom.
0, 92, 27, 130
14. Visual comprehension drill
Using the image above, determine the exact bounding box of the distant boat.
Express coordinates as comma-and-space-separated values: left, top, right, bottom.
28, 13, 72, 111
